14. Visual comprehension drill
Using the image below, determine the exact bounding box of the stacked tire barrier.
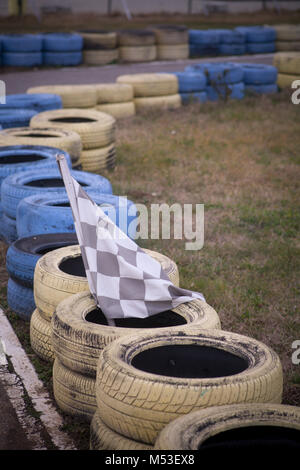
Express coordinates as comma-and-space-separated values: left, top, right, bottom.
235, 26, 276, 54
185, 62, 245, 101
274, 24, 300, 52
6, 233, 77, 323
92, 326, 283, 449
1, 34, 43, 67
116, 73, 181, 112
2, 93, 62, 113
216, 29, 246, 56
94, 83, 135, 120
42, 33, 83, 66
0, 146, 72, 243
149, 25, 189, 61
118, 30, 156, 63
273, 52, 300, 89
173, 71, 207, 105
241, 64, 278, 95
189, 30, 220, 58
0, 127, 83, 169
0, 109, 38, 129
51, 290, 220, 424
0, 165, 103, 244
27, 85, 98, 109
80, 30, 119, 66
30, 108, 116, 172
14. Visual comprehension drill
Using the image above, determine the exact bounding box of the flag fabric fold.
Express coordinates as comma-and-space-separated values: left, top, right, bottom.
56, 154, 205, 322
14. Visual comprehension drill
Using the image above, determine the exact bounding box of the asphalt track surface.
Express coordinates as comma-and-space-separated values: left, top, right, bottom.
0, 53, 274, 451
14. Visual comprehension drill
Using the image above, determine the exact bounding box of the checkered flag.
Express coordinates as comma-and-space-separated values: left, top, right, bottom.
56, 154, 205, 323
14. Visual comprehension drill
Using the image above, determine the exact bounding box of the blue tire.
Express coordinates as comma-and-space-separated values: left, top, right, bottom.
218, 30, 246, 44
219, 44, 247, 56
6, 233, 78, 287
16, 192, 137, 240
206, 82, 245, 101
1, 168, 113, 219
186, 62, 244, 84
0, 109, 38, 129
189, 30, 220, 45
4, 94, 62, 112
235, 26, 276, 43
180, 91, 207, 105
0, 212, 17, 243
42, 33, 83, 52
2, 34, 43, 52
0, 145, 72, 188
245, 83, 278, 94
241, 64, 278, 84
2, 52, 43, 67
43, 51, 82, 66
173, 72, 207, 92
246, 42, 276, 54
6, 277, 35, 321
189, 43, 219, 57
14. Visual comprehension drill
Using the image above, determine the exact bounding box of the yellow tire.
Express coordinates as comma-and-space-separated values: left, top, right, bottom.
27, 85, 97, 109
96, 102, 135, 119
273, 24, 300, 41
118, 30, 155, 47
273, 52, 300, 75
90, 410, 153, 450
80, 143, 116, 172
119, 46, 157, 63
83, 49, 119, 66
94, 83, 134, 103
149, 25, 188, 45
30, 108, 116, 150
34, 244, 181, 321
134, 94, 181, 112
51, 291, 221, 377
154, 403, 300, 450
0, 127, 82, 167
277, 72, 300, 88
95, 327, 283, 444
53, 358, 96, 421
116, 73, 178, 97
156, 44, 189, 61
80, 31, 118, 49
30, 308, 54, 363
276, 41, 300, 52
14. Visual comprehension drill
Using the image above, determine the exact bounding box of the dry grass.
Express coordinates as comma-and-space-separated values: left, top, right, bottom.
0, 88, 299, 448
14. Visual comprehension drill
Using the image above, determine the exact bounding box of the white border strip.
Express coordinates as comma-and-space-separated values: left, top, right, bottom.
0, 307, 77, 450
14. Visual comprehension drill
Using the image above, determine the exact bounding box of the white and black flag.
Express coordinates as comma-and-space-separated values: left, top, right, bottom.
56, 154, 205, 323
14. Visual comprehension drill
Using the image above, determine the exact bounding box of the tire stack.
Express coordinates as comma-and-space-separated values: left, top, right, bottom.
0, 146, 72, 244
26, 85, 98, 110
118, 30, 156, 63
42, 33, 83, 67
217, 29, 246, 56
116, 73, 181, 112
1, 34, 43, 67
235, 26, 276, 54
185, 62, 245, 101
242, 64, 278, 95
0, 127, 83, 169
94, 83, 135, 120
5, 233, 78, 324
80, 30, 119, 66
29, 108, 116, 172
188, 30, 220, 58
0, 109, 38, 130
149, 25, 189, 61
273, 52, 300, 89
50, 285, 220, 425
274, 24, 300, 52
172, 71, 207, 105
91, 326, 283, 450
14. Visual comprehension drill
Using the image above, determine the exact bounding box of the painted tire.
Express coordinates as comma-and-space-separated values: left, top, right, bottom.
189, 30, 219, 45
0, 212, 17, 243
134, 94, 181, 111
79, 30, 118, 49
83, 49, 118, 66
246, 42, 276, 54
96, 102, 135, 120
235, 26, 276, 43
118, 30, 155, 47
206, 82, 245, 101
0, 145, 72, 187
156, 44, 189, 61
3, 94, 62, 112
245, 83, 278, 94
273, 52, 300, 75
173, 72, 207, 92
218, 30, 246, 44
117, 73, 178, 97
95, 327, 283, 444
7, 277, 35, 321
2, 52, 43, 67
1, 167, 112, 219
154, 403, 300, 451
27, 85, 97, 109
149, 25, 188, 45
241, 64, 278, 85
51, 291, 220, 377
219, 44, 246, 55
6, 232, 78, 287
95, 83, 134, 104
277, 72, 300, 88
0, 109, 38, 129
2, 34, 43, 52
30, 308, 54, 363
185, 62, 244, 84
43, 51, 82, 67
42, 33, 83, 52
274, 24, 300, 41
16, 192, 136, 240
180, 91, 207, 105
34, 245, 183, 322
119, 46, 156, 63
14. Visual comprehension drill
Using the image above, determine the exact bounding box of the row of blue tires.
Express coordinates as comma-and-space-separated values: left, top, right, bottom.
0, 33, 83, 52
1, 51, 82, 67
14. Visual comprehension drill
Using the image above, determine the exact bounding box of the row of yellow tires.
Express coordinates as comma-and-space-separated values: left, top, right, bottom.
273, 52, 300, 89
